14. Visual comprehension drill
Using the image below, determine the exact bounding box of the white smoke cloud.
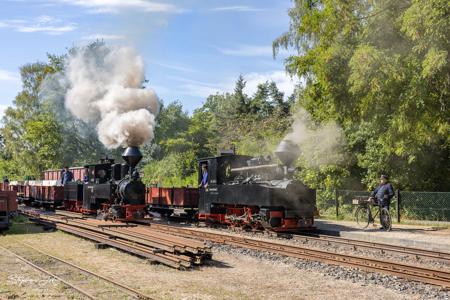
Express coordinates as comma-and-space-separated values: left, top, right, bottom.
65, 44, 159, 148
284, 109, 346, 167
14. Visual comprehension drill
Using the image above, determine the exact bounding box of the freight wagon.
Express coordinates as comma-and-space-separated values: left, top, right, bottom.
0, 189, 18, 231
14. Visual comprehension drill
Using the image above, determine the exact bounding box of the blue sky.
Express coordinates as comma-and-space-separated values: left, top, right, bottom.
0, 0, 296, 116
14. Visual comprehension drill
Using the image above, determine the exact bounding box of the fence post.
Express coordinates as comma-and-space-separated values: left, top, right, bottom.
335, 189, 339, 219
396, 189, 401, 223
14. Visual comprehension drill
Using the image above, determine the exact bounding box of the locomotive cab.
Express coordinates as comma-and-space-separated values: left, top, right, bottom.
82, 159, 114, 213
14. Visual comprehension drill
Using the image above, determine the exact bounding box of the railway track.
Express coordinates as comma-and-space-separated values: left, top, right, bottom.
37, 208, 450, 264
0, 240, 153, 300
292, 233, 450, 262
19, 208, 450, 288
147, 223, 450, 289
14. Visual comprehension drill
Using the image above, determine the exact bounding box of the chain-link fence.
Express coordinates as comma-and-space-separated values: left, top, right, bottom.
331, 190, 450, 222
400, 191, 450, 222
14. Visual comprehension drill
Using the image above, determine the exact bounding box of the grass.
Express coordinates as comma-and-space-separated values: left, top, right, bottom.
4, 219, 47, 235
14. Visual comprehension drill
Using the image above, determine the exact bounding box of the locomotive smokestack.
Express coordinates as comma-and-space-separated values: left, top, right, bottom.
122, 146, 143, 169
275, 139, 300, 167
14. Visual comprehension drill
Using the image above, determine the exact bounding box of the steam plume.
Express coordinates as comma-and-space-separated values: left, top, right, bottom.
283, 109, 346, 167
64, 45, 159, 148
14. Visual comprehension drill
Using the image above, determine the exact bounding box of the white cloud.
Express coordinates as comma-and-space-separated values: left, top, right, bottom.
168, 77, 224, 97
82, 33, 126, 41
242, 71, 297, 97
0, 70, 19, 81
59, 0, 181, 14
215, 45, 273, 57
214, 44, 290, 58
0, 15, 76, 35
149, 60, 196, 73
211, 6, 264, 12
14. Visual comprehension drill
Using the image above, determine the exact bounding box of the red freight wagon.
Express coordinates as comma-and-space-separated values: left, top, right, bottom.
43, 170, 60, 181
46, 186, 64, 202
146, 187, 199, 218
0, 190, 17, 231
71, 167, 84, 182
32, 183, 64, 208
43, 167, 85, 182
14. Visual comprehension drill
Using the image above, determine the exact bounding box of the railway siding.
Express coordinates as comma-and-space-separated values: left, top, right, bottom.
0, 241, 153, 300
147, 223, 450, 289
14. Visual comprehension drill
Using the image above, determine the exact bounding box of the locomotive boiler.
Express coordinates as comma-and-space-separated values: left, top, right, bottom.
197, 140, 316, 232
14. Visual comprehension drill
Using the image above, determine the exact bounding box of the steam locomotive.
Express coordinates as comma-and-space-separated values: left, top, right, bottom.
6, 140, 316, 231
65, 146, 147, 221
6, 147, 147, 222
195, 140, 316, 231
146, 140, 316, 231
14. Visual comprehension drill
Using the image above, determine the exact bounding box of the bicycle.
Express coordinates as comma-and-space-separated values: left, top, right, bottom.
353, 197, 392, 231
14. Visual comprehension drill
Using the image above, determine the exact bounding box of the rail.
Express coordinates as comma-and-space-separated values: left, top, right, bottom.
148, 224, 450, 289
293, 233, 450, 262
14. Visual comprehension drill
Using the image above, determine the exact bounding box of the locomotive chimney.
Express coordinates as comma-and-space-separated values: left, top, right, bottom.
274, 139, 300, 167
122, 146, 143, 169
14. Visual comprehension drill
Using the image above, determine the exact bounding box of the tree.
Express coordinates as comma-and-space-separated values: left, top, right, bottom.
0, 42, 114, 179
1, 58, 65, 178
234, 74, 249, 114
273, 0, 450, 191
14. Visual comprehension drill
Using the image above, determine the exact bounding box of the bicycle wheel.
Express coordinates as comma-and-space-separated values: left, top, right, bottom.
380, 208, 392, 231
355, 206, 371, 228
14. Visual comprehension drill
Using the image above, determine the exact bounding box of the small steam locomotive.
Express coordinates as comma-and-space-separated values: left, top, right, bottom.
64, 146, 147, 221
196, 140, 316, 231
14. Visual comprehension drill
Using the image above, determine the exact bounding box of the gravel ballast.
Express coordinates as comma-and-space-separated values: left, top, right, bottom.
213, 243, 450, 300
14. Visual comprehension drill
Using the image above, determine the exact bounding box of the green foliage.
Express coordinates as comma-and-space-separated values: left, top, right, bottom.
142, 151, 197, 187
274, 0, 450, 192
141, 76, 295, 185
21, 113, 63, 175
1, 3, 448, 198
1, 58, 65, 178
0, 41, 112, 179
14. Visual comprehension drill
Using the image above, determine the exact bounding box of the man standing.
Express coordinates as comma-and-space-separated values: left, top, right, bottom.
199, 164, 208, 189
370, 174, 394, 210
61, 166, 74, 185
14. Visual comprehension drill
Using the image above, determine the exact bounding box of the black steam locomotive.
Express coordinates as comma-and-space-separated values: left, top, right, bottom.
197, 140, 316, 231
64, 146, 147, 221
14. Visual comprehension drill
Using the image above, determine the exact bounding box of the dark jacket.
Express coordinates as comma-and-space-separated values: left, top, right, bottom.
201, 171, 208, 187
371, 183, 394, 201
61, 170, 74, 185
